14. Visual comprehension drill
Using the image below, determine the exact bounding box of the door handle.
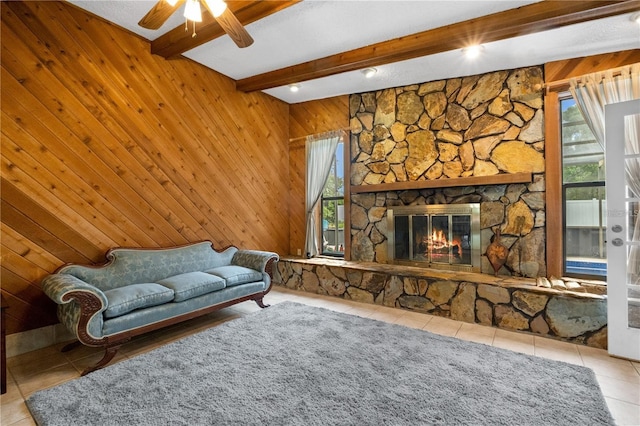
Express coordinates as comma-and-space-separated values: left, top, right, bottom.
611, 238, 623, 247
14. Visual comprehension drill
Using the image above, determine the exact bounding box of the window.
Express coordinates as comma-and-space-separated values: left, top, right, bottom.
320, 141, 344, 256
561, 96, 606, 278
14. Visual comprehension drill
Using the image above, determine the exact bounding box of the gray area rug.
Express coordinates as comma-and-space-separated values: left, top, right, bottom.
27, 302, 614, 425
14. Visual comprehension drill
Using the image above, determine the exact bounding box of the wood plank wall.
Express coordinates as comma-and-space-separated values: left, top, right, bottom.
288, 96, 349, 257
1, 1, 290, 335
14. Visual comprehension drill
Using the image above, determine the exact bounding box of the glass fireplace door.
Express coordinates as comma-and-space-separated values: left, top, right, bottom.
387, 203, 480, 272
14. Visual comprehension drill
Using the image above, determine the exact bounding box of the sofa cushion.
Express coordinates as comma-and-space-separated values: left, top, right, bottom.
205, 266, 263, 287
103, 284, 174, 319
157, 272, 226, 302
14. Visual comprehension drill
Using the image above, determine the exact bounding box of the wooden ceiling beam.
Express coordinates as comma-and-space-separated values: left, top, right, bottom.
151, 0, 300, 59
236, 0, 640, 93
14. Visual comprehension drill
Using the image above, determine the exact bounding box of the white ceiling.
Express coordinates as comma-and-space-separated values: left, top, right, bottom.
69, 0, 640, 104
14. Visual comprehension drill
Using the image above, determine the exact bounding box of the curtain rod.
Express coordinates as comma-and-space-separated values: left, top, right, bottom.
545, 63, 638, 94
288, 127, 351, 143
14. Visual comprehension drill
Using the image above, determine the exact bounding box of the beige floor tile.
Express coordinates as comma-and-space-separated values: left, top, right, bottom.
398, 310, 432, 321
345, 305, 382, 319
1, 374, 23, 404
458, 322, 496, 336
302, 297, 336, 308
534, 335, 580, 352
492, 329, 535, 355
577, 345, 633, 367
534, 347, 584, 365
0, 398, 33, 426
597, 374, 640, 405
584, 357, 640, 383
455, 323, 496, 346
15, 363, 80, 398
6, 346, 70, 383
393, 316, 431, 330
605, 397, 640, 426
533, 337, 583, 365
494, 328, 534, 344
422, 316, 462, 337
322, 301, 359, 314
368, 307, 404, 324
6, 417, 37, 426
393, 311, 432, 330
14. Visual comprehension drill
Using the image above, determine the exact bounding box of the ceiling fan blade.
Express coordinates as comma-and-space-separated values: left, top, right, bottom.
138, 0, 185, 30
201, 1, 254, 48
215, 8, 254, 48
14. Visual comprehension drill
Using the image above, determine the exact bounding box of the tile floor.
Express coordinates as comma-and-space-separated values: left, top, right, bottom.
2, 287, 639, 425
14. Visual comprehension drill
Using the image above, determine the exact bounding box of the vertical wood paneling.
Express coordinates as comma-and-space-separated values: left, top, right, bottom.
544, 91, 563, 278
288, 97, 349, 256
1, 1, 290, 335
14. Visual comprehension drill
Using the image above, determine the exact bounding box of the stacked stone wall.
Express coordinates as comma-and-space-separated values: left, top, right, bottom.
349, 66, 547, 277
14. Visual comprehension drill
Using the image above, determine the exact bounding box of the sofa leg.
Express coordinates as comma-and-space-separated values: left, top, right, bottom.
81, 345, 121, 376
254, 297, 270, 309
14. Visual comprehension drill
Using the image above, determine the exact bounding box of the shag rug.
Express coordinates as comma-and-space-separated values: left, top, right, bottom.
27, 302, 614, 425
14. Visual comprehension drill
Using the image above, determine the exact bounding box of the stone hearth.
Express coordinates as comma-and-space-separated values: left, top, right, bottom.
275, 258, 608, 348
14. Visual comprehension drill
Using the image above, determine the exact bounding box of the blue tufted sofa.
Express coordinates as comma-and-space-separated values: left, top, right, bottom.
42, 241, 278, 375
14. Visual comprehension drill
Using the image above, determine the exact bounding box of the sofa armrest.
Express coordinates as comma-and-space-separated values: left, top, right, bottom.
231, 250, 279, 278
42, 274, 108, 306
42, 274, 107, 344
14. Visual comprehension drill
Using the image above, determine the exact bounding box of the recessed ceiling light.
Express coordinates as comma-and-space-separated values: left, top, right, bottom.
463, 44, 484, 60
289, 84, 300, 92
632, 12, 640, 24
362, 68, 377, 78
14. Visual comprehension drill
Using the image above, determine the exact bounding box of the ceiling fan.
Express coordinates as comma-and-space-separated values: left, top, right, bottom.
138, 0, 254, 48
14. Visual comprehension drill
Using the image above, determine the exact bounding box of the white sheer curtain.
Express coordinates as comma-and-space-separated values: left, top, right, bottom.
304, 131, 341, 257
569, 64, 640, 282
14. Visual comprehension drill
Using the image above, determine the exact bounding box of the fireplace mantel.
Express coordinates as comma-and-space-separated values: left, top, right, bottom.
351, 172, 532, 194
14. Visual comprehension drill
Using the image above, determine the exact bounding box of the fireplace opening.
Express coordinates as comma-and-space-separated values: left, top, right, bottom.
387, 203, 481, 272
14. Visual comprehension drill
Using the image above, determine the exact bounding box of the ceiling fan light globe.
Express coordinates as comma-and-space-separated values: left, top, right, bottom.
165, 0, 179, 6
204, 0, 227, 18
184, 0, 203, 22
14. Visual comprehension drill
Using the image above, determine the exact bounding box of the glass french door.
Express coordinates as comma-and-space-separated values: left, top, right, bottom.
606, 99, 640, 361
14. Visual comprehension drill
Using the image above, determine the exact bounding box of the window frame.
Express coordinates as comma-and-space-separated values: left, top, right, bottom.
559, 94, 607, 280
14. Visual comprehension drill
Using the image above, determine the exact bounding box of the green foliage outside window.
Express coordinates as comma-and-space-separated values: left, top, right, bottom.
322, 161, 344, 229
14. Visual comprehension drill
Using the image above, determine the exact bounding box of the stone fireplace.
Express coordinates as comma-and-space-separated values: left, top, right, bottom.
274, 66, 611, 349
387, 203, 481, 272
349, 66, 547, 278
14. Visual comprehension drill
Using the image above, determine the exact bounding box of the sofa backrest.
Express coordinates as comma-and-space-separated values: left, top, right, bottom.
58, 242, 237, 291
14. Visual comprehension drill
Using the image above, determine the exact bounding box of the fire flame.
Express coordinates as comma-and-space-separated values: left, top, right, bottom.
430, 229, 462, 255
